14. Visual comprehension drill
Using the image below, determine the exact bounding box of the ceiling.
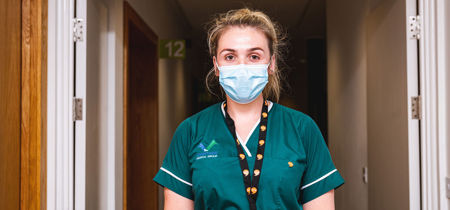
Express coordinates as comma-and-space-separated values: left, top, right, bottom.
175, 0, 311, 30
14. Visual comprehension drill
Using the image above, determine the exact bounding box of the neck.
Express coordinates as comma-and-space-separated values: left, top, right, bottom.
226, 95, 264, 120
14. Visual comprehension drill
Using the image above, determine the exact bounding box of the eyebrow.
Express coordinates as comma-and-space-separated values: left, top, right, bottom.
219, 47, 265, 54
219, 48, 235, 54
249, 47, 264, 52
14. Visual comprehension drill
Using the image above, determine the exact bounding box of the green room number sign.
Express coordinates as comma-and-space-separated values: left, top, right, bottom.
159, 39, 186, 59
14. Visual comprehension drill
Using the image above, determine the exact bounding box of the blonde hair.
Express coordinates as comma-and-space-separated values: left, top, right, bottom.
205, 8, 286, 101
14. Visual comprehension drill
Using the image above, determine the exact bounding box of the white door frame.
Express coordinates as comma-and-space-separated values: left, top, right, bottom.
47, 0, 75, 209
48, 0, 121, 209
74, 0, 87, 209
419, 0, 449, 209
406, 0, 421, 209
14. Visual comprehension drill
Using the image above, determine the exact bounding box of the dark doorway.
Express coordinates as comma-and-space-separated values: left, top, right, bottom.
123, 2, 159, 209
306, 38, 328, 141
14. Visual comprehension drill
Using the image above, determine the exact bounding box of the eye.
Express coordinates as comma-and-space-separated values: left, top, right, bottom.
250, 54, 260, 61
225, 54, 235, 61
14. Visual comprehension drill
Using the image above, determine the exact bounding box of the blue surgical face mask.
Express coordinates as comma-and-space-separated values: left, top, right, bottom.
217, 62, 270, 104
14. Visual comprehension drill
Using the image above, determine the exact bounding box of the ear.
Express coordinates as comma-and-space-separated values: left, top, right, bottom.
213, 56, 219, 76
268, 55, 276, 75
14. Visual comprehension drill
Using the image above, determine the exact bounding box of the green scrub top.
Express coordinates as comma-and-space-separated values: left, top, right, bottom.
153, 102, 344, 209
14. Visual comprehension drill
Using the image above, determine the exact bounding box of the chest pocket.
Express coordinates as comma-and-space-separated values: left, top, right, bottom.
258, 157, 306, 210
191, 156, 249, 209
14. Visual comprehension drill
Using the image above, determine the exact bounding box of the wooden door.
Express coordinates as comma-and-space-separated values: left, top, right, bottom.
123, 2, 159, 210
0, 0, 47, 209
0, 0, 22, 208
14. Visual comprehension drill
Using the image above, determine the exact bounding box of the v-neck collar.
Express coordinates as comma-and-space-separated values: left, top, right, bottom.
220, 101, 273, 157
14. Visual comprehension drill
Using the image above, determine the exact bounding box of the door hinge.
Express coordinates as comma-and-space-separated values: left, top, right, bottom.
73, 18, 84, 42
411, 96, 421, 120
408, 15, 422, 40
446, 177, 450, 199
73, 98, 83, 121
362, 166, 368, 184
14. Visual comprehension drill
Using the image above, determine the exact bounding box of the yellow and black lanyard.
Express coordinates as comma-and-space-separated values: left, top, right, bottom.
224, 100, 269, 210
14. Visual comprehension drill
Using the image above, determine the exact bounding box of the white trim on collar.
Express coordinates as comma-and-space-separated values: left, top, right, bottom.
220, 100, 273, 117
221, 101, 273, 157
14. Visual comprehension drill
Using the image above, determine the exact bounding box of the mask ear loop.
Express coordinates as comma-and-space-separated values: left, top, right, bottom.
214, 55, 221, 75
215, 61, 220, 75
215, 61, 220, 69
268, 56, 275, 73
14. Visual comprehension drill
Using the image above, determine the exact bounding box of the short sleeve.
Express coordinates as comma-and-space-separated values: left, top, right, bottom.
298, 116, 344, 204
153, 120, 194, 200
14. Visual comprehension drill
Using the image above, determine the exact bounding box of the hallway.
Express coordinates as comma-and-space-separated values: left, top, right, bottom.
1, 0, 449, 209
45, 0, 450, 209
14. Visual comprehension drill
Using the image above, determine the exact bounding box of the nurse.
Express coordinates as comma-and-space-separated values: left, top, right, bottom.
154, 8, 344, 210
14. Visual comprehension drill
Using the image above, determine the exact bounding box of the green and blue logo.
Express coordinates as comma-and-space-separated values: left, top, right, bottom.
196, 140, 218, 160
198, 139, 218, 152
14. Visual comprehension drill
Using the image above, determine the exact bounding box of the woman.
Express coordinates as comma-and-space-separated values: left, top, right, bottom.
154, 8, 344, 210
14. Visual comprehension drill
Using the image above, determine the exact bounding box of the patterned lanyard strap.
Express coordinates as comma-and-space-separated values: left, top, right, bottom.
223, 100, 269, 210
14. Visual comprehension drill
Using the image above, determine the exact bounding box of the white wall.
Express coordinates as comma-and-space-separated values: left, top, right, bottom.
86, 0, 192, 209
447, 0, 450, 206
86, 1, 109, 209
326, 0, 369, 209
121, 1, 192, 208
442, 0, 450, 208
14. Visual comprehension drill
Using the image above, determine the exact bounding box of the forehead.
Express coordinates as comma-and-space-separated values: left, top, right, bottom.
217, 26, 269, 52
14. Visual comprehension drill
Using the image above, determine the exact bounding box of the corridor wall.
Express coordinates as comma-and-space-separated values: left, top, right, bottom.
326, 0, 369, 209
327, 0, 414, 209
84, 0, 192, 209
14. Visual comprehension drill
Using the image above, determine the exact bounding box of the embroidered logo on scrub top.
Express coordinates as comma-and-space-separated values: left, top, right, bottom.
196, 140, 219, 160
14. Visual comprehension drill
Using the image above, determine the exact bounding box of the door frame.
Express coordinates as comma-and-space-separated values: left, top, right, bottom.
48, 0, 120, 209
405, 0, 421, 209
123, 2, 159, 209
47, 0, 76, 209
74, 0, 88, 209
418, 0, 449, 209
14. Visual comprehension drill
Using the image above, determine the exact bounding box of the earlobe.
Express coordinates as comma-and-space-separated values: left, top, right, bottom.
269, 56, 276, 74
269, 62, 275, 74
